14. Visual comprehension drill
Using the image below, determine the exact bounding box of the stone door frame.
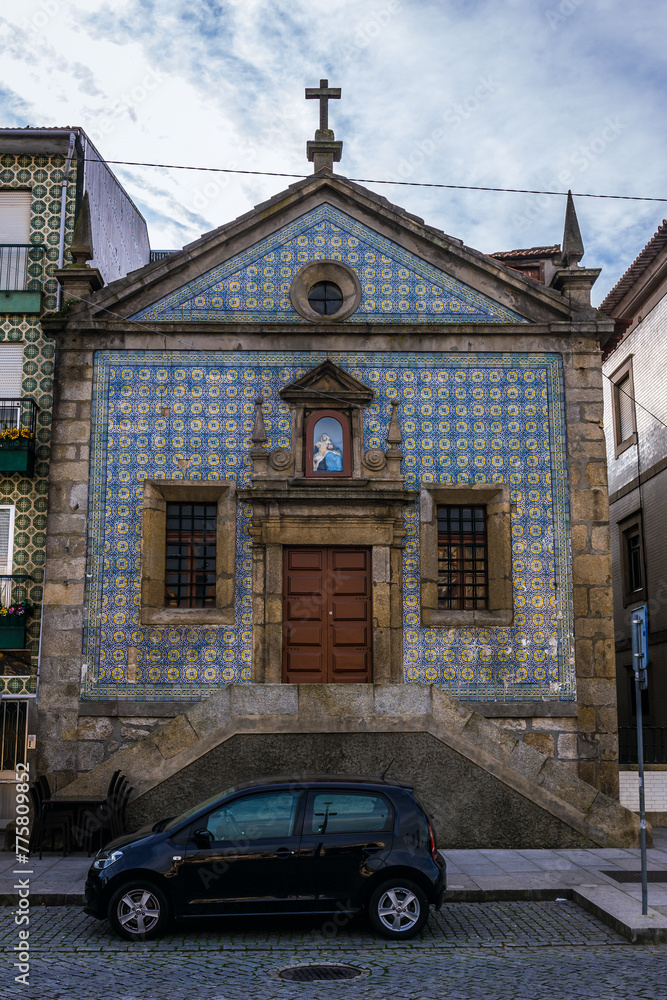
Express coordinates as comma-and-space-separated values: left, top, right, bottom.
238, 485, 413, 683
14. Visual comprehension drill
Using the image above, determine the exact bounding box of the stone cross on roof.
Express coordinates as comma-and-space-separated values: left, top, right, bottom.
305, 78, 341, 132
305, 77, 343, 173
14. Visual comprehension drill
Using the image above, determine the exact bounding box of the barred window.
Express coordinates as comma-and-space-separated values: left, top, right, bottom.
437, 506, 488, 610
165, 503, 216, 607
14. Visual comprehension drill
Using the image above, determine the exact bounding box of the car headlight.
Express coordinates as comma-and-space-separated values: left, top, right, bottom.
92, 849, 124, 871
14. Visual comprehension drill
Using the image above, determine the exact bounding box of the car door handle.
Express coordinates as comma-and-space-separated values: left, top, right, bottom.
275, 847, 293, 859
363, 843, 383, 853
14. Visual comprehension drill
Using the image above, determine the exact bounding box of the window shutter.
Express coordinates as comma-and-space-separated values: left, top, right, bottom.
617, 375, 634, 441
0, 507, 14, 608
0, 192, 31, 243
0, 507, 13, 572
0, 345, 23, 398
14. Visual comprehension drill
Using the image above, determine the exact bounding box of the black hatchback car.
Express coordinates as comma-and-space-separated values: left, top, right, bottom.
85, 774, 446, 941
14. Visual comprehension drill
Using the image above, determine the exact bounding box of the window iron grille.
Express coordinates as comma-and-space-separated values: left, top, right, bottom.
0, 398, 38, 438
165, 503, 216, 608
0, 574, 31, 614
437, 505, 488, 610
618, 726, 667, 765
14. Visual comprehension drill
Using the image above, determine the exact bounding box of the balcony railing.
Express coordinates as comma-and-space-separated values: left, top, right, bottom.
150, 250, 177, 263
0, 244, 47, 292
0, 574, 30, 649
618, 726, 667, 765
0, 398, 38, 473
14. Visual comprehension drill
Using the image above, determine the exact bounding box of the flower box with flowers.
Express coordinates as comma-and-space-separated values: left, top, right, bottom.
0, 603, 28, 648
0, 428, 34, 472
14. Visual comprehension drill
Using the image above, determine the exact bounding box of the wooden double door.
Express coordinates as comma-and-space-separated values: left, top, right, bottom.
283, 547, 372, 683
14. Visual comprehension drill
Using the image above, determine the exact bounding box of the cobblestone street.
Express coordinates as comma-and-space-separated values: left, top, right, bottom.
2, 903, 665, 999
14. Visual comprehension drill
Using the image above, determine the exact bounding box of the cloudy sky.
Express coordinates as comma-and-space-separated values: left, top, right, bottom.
1, 0, 665, 304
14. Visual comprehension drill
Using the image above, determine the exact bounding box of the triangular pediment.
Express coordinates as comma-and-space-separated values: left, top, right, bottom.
129, 203, 529, 325
280, 359, 374, 404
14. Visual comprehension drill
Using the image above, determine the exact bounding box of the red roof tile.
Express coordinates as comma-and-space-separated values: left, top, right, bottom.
600, 220, 667, 315
490, 245, 561, 260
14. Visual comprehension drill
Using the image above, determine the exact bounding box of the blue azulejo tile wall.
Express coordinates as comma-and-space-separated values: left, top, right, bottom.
130, 205, 527, 326
82, 350, 574, 703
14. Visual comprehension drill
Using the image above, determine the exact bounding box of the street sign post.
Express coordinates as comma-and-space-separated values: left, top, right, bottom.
631, 604, 649, 915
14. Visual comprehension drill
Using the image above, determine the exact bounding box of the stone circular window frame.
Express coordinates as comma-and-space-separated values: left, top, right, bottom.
290, 259, 362, 323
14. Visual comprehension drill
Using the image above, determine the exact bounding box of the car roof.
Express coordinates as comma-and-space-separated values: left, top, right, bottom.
230, 774, 413, 792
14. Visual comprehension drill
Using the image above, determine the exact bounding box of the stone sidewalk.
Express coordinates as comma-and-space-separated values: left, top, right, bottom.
3, 829, 667, 943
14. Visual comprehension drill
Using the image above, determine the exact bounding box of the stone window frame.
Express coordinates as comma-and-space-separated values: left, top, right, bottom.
239, 485, 412, 683
140, 479, 236, 626
420, 483, 513, 627
618, 509, 647, 608
610, 356, 637, 458
290, 260, 362, 323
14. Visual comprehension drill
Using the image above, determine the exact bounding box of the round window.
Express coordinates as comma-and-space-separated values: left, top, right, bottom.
307, 281, 343, 316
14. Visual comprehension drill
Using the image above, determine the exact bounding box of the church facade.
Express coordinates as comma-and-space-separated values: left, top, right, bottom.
36, 105, 636, 845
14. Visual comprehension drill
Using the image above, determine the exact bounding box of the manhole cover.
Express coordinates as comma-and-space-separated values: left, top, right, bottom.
274, 963, 366, 982
601, 870, 667, 884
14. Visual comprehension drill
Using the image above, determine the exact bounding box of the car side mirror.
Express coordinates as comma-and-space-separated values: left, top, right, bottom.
193, 827, 213, 849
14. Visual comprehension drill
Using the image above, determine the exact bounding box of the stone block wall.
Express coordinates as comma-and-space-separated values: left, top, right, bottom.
36, 324, 618, 801
562, 340, 618, 797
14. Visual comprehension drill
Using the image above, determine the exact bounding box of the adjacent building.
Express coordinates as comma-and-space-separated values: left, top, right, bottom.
600, 221, 667, 821
0, 127, 149, 823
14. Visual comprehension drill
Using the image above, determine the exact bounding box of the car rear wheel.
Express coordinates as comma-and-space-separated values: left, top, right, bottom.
367, 879, 429, 939
108, 880, 170, 941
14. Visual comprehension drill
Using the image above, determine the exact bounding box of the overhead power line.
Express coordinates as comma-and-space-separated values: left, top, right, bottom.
89, 158, 667, 204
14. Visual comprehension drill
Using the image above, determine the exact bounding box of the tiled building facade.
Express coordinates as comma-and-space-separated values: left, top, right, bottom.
84, 347, 574, 703
0, 148, 74, 702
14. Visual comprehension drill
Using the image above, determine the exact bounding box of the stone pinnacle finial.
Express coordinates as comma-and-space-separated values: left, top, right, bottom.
251, 396, 267, 446
561, 190, 585, 267
385, 401, 403, 480
69, 191, 94, 267
305, 78, 343, 173
387, 401, 402, 449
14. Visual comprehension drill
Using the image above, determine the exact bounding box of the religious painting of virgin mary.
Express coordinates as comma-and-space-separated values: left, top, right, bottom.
312, 415, 344, 473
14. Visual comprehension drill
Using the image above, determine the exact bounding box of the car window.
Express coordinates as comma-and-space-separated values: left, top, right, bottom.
206, 791, 300, 843
307, 792, 393, 835
163, 785, 236, 832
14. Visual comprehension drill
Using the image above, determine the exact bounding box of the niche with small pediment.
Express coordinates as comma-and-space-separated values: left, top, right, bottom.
249, 359, 404, 485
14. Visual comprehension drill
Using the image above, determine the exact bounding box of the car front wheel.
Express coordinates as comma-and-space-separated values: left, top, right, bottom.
108, 880, 170, 941
367, 879, 429, 939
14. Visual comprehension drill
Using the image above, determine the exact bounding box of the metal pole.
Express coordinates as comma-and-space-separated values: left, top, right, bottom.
634, 672, 648, 915
632, 609, 649, 916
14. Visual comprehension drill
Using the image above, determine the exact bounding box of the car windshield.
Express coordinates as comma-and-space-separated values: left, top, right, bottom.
162, 786, 236, 832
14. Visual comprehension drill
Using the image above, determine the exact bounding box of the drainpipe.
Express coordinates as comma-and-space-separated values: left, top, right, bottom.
56, 131, 77, 310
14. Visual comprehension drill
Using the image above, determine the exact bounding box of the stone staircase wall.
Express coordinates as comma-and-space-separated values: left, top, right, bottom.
54, 684, 644, 849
